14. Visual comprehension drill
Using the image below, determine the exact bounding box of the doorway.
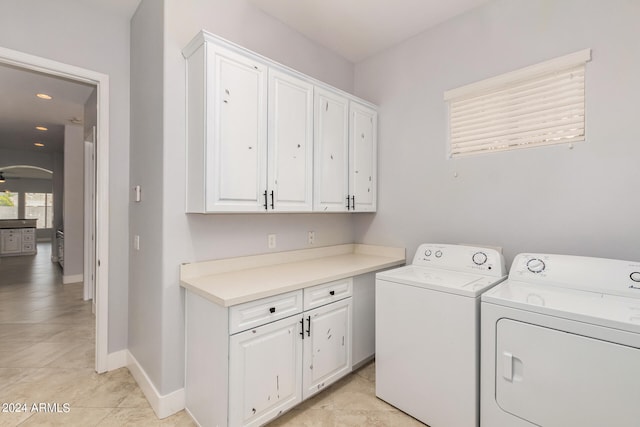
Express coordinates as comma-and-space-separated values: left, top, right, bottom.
0, 46, 110, 373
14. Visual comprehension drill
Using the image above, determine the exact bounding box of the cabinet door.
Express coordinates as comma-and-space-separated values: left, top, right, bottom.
1, 230, 22, 254
207, 46, 268, 212
268, 69, 313, 212
349, 101, 377, 212
302, 298, 352, 399
229, 315, 303, 427
313, 87, 349, 212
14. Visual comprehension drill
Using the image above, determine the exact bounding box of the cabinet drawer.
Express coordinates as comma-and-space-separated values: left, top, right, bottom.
303, 278, 352, 311
22, 243, 35, 252
229, 290, 303, 334
22, 228, 35, 235
22, 233, 35, 242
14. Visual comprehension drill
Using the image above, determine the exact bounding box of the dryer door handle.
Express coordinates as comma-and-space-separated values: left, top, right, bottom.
503, 352, 514, 382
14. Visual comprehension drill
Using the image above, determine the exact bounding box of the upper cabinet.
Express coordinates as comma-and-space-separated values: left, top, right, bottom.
349, 102, 377, 212
268, 69, 314, 212
185, 42, 268, 212
314, 90, 378, 213
183, 31, 377, 213
313, 88, 350, 212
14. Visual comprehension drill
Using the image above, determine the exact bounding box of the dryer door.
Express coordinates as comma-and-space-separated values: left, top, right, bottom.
496, 319, 640, 427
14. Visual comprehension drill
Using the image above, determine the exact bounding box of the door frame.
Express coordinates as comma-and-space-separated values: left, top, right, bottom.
83, 138, 96, 306
0, 46, 110, 373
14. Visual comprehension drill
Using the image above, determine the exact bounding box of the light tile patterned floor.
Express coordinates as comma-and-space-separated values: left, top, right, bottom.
0, 244, 194, 426
267, 363, 426, 427
0, 243, 426, 426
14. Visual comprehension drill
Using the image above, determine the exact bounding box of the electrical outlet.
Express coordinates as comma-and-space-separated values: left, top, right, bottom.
308, 231, 315, 245
268, 234, 276, 249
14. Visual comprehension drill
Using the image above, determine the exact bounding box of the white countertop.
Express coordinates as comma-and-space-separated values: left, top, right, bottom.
180, 244, 405, 307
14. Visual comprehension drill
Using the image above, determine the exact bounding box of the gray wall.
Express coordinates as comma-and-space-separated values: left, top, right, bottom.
63, 125, 84, 278
129, 0, 358, 395
353, 0, 640, 265
0, 0, 131, 352
129, 0, 165, 396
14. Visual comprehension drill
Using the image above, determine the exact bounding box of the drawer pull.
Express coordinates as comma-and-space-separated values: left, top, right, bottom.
329, 290, 335, 296
269, 307, 276, 314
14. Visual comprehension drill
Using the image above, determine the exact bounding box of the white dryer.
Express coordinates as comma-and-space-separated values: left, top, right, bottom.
481, 253, 640, 427
376, 243, 506, 427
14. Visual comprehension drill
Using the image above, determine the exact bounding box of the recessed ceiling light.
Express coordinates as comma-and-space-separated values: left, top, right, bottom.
35, 126, 48, 131
34, 142, 45, 147
36, 93, 52, 100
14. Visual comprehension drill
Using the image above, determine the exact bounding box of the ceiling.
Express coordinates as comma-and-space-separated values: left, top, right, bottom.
78, 0, 141, 18
0, 63, 94, 154
248, 0, 491, 62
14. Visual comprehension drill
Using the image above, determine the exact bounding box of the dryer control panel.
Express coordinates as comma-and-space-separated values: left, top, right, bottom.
510, 253, 640, 299
412, 243, 506, 277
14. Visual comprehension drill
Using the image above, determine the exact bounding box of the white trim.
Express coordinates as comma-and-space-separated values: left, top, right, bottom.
63, 274, 84, 284
0, 46, 110, 374
83, 140, 95, 301
444, 49, 591, 100
127, 350, 186, 419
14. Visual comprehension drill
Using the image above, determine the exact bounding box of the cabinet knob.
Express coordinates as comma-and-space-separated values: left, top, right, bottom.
329, 290, 335, 296
269, 307, 276, 314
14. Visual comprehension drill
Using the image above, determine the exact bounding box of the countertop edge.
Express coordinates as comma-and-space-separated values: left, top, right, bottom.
180, 245, 406, 307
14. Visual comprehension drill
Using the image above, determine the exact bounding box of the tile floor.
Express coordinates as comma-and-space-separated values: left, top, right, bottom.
0, 243, 425, 426
0, 244, 194, 426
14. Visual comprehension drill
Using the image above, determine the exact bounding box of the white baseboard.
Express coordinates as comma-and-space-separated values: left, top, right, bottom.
126, 350, 185, 419
63, 274, 83, 284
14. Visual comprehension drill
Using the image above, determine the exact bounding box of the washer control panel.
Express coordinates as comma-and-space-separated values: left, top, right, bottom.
413, 243, 506, 277
510, 253, 640, 298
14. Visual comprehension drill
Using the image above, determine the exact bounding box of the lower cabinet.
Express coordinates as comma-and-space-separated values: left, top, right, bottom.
302, 298, 351, 400
185, 278, 356, 427
229, 314, 303, 427
0, 228, 37, 256
0, 229, 21, 254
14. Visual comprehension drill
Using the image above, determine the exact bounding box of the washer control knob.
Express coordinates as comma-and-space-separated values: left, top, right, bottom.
472, 251, 488, 265
527, 258, 546, 274
630, 272, 640, 282
424, 249, 432, 257
435, 250, 443, 258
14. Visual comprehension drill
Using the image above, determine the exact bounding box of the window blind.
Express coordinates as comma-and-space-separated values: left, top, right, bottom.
444, 49, 591, 157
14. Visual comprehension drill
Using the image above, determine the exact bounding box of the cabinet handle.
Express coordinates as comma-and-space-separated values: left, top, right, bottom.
351, 195, 355, 210
346, 195, 351, 210
299, 318, 304, 339
269, 307, 276, 314
270, 190, 274, 209
306, 315, 311, 337
263, 190, 268, 210
329, 290, 335, 296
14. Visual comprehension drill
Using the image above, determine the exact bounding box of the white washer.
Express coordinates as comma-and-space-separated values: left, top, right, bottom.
376, 243, 506, 427
481, 253, 640, 427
